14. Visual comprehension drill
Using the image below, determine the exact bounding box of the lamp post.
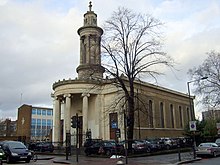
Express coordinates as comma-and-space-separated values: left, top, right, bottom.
187, 76, 208, 159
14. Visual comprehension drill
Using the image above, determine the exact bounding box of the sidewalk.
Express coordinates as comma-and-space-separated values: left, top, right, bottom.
52, 153, 202, 165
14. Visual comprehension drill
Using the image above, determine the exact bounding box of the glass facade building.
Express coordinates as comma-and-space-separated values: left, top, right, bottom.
31, 108, 53, 140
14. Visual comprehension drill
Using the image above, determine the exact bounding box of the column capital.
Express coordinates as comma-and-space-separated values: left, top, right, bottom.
82, 93, 90, 97
64, 93, 71, 98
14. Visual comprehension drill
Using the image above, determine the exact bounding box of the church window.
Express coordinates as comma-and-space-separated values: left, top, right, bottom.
160, 102, 164, 128
179, 106, 183, 128
170, 104, 174, 128
149, 100, 153, 127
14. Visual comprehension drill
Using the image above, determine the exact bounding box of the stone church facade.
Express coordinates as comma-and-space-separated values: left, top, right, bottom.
52, 3, 194, 144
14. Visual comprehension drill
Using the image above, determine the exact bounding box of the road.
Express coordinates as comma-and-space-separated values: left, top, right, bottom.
0, 152, 190, 165
187, 156, 220, 165
4, 152, 220, 165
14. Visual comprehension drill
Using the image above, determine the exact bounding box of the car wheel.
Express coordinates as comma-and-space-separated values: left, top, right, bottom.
146, 147, 151, 153
85, 150, 90, 156
213, 152, 217, 157
6, 156, 11, 163
106, 150, 111, 156
166, 145, 170, 150
131, 149, 135, 154
26, 158, 31, 163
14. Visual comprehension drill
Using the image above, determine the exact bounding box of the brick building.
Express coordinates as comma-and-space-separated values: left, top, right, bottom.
0, 118, 16, 137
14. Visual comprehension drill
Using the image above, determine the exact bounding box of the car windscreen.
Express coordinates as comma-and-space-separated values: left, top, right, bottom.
8, 142, 26, 149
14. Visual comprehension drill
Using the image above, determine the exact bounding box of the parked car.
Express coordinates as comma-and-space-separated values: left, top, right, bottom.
159, 138, 176, 150
1, 141, 32, 163
28, 142, 54, 152
85, 140, 124, 156
215, 138, 220, 146
84, 139, 102, 147
145, 139, 161, 152
196, 142, 220, 157
0, 145, 6, 160
119, 140, 147, 154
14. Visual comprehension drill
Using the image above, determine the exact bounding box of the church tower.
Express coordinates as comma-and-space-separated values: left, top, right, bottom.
76, 2, 105, 79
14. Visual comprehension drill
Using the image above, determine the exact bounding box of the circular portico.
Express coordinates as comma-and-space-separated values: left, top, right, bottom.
52, 78, 108, 143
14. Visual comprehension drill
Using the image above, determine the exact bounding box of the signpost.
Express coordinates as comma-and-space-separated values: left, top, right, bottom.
189, 121, 197, 159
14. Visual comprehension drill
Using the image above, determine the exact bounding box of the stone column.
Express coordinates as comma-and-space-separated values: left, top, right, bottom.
65, 94, 71, 133
82, 93, 90, 133
53, 97, 61, 143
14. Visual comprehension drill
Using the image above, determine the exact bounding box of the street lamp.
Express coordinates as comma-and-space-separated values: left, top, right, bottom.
187, 76, 208, 159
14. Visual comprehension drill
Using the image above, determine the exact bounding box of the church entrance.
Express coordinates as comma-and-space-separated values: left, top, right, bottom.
109, 113, 118, 140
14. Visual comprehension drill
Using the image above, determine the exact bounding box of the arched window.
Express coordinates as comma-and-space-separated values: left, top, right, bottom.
149, 100, 153, 127
170, 104, 174, 128
160, 102, 164, 128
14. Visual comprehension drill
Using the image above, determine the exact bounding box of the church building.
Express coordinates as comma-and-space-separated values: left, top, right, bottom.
52, 3, 194, 145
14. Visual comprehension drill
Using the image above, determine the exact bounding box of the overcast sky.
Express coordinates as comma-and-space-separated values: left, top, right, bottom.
0, 0, 219, 120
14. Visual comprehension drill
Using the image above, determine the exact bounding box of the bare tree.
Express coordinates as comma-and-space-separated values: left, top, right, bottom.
188, 51, 220, 108
101, 7, 174, 150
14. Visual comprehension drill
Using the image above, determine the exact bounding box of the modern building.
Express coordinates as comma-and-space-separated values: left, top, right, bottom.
17, 104, 53, 142
52, 3, 194, 145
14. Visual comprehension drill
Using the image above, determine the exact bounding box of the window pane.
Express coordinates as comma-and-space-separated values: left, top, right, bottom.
37, 109, 41, 115
42, 110, 46, 116
47, 110, 52, 116
32, 109, 36, 115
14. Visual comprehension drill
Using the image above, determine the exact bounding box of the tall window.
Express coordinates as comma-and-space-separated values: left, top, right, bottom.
160, 102, 164, 128
187, 107, 190, 122
149, 100, 153, 127
42, 110, 46, 116
170, 104, 174, 128
32, 109, 36, 115
179, 106, 183, 128
47, 110, 52, 116
37, 109, 41, 115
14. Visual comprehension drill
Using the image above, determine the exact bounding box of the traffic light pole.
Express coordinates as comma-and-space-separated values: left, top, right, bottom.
76, 113, 79, 162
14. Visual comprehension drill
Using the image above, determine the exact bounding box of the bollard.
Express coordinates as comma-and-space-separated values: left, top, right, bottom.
116, 160, 124, 165
0, 158, 2, 165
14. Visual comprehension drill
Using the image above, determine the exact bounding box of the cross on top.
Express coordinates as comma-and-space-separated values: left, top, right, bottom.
89, 1, 92, 11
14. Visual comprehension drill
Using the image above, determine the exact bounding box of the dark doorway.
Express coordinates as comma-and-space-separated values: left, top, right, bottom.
109, 113, 118, 140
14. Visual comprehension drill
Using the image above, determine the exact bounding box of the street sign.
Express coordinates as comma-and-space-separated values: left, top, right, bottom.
189, 121, 197, 131
115, 128, 121, 138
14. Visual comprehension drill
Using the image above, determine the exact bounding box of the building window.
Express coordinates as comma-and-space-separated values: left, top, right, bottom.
160, 102, 164, 128
31, 119, 36, 125
32, 109, 36, 115
37, 109, 41, 115
179, 106, 183, 128
149, 100, 153, 127
170, 104, 174, 128
47, 110, 52, 116
42, 110, 46, 116
37, 119, 41, 129
47, 119, 52, 128
187, 107, 190, 122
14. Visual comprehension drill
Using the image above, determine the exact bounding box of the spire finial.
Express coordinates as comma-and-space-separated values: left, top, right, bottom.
89, 1, 92, 11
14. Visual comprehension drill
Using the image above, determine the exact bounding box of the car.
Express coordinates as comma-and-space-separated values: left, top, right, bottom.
145, 139, 161, 152
196, 142, 220, 157
215, 138, 220, 146
28, 142, 54, 152
1, 141, 32, 163
119, 140, 147, 154
84, 140, 124, 156
0, 146, 6, 161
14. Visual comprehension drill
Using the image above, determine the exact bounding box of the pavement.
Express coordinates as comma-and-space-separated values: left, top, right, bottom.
50, 153, 202, 165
